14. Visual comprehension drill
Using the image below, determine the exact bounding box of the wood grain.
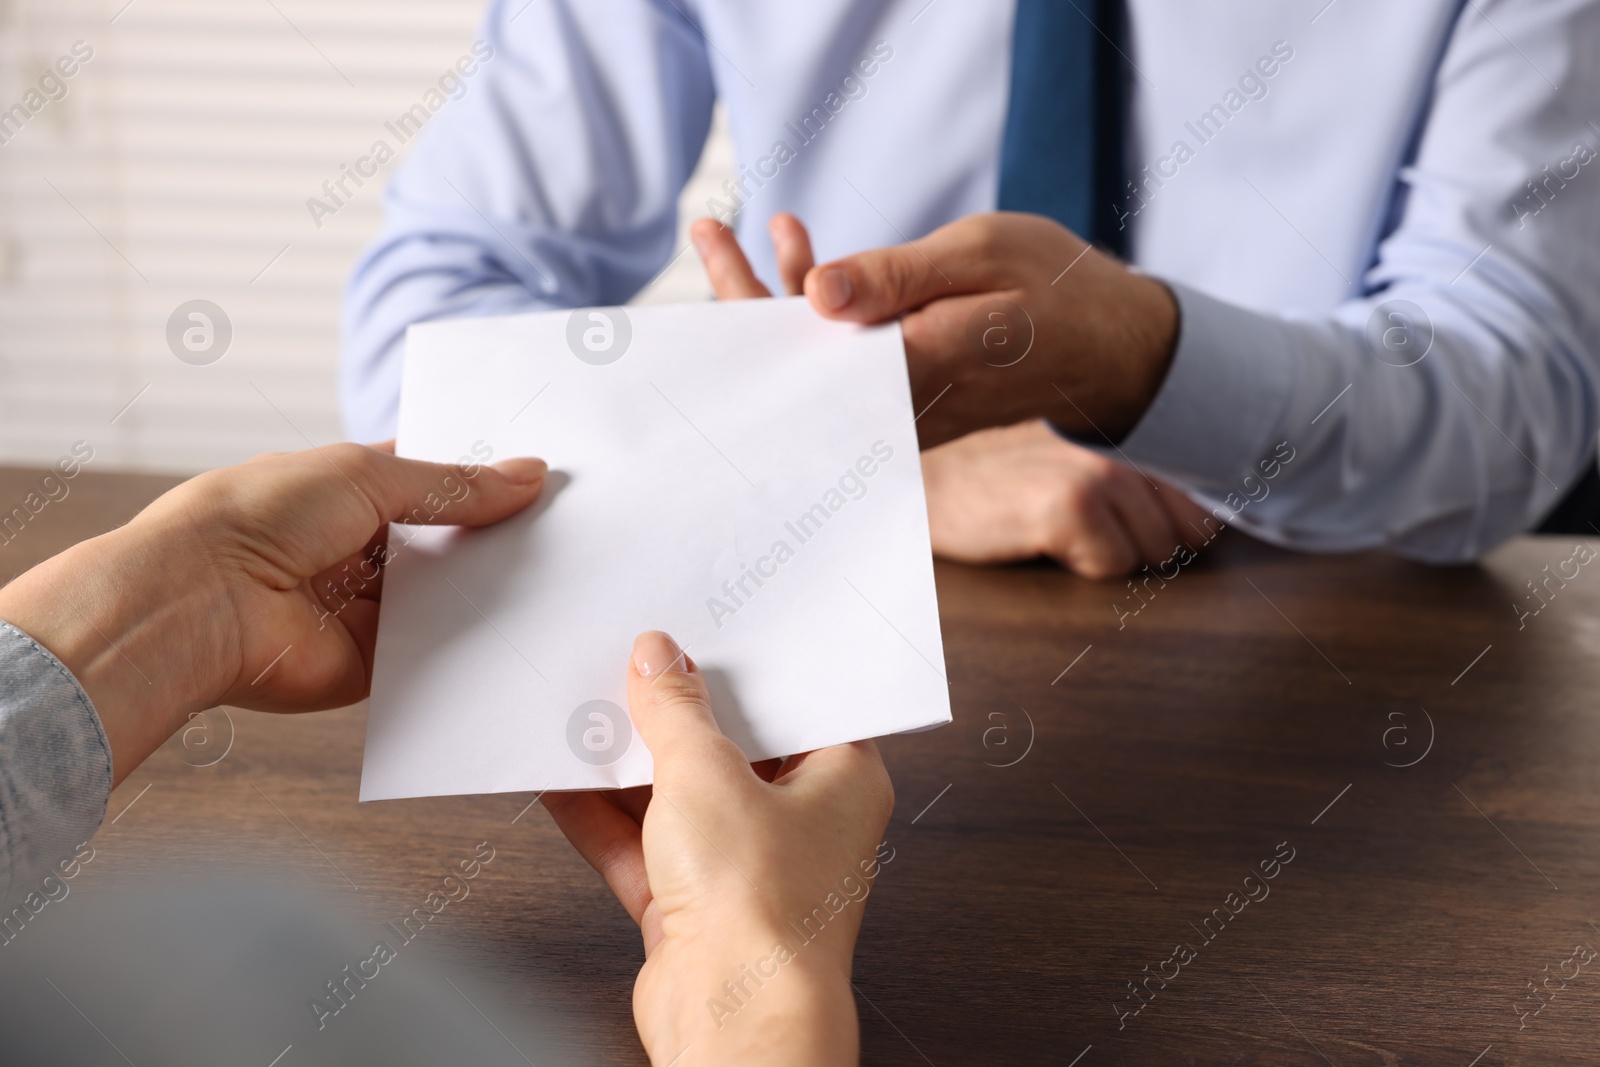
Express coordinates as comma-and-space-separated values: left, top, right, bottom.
2, 465, 1598, 1065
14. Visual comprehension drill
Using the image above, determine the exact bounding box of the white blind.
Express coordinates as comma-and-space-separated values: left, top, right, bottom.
0, 0, 724, 474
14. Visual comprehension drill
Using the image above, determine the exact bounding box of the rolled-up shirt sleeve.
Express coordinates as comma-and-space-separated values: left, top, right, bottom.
340, 0, 717, 442
1115, 0, 1600, 563
0, 622, 111, 908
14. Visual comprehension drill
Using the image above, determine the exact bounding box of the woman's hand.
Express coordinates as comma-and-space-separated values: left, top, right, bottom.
0, 443, 547, 784
544, 631, 895, 1067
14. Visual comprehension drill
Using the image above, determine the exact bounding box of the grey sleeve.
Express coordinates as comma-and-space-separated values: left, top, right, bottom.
0, 621, 112, 908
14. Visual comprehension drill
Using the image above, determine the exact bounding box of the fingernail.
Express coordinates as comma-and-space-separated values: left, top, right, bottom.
633, 630, 685, 677
493, 457, 548, 485
814, 268, 854, 310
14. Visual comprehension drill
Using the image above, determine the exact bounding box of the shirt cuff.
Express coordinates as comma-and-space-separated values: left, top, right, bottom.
1109, 281, 1298, 486
0, 621, 112, 909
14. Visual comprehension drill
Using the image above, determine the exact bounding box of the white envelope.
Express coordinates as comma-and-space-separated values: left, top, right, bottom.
360, 297, 950, 800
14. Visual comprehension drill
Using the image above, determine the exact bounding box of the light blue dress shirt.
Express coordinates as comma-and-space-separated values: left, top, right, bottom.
342, 0, 1600, 562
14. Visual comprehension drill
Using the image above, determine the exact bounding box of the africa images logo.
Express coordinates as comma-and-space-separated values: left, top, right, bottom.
566, 699, 632, 766
566, 307, 632, 366
166, 300, 232, 366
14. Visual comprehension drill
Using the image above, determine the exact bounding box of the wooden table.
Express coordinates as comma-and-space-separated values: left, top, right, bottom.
4, 464, 1599, 1066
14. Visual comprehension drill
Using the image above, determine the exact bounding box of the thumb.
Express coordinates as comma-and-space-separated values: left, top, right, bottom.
805, 241, 957, 324
626, 631, 751, 789
804, 212, 1060, 323
354, 446, 548, 529
804, 212, 1013, 322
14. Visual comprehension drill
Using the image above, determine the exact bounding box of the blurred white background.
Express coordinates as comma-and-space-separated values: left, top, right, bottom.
0, 0, 731, 474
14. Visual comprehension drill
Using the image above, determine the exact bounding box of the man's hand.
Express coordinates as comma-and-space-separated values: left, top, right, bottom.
923, 420, 1213, 579
801, 212, 1180, 448
545, 631, 891, 1066
691, 212, 816, 299
0, 443, 547, 783
690, 214, 1206, 579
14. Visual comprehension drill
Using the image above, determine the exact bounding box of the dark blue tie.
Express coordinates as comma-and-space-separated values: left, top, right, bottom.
998, 0, 1127, 255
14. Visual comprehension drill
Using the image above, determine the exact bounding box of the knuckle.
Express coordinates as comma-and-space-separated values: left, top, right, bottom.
172, 468, 245, 524
966, 218, 1005, 272
881, 253, 918, 305
1070, 558, 1103, 580
1054, 478, 1095, 516
1067, 539, 1132, 581
327, 442, 385, 486
1113, 464, 1148, 490
642, 674, 710, 712
325, 441, 374, 468
1076, 451, 1120, 480
1075, 557, 1118, 582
